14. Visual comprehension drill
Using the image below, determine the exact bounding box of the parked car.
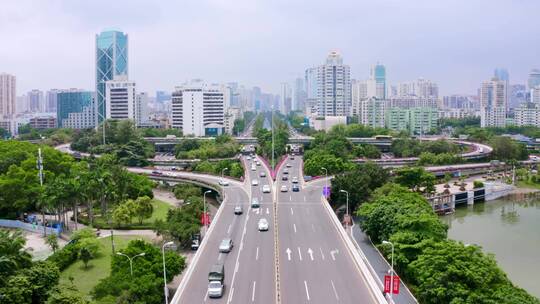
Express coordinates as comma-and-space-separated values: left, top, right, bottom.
191, 234, 201, 250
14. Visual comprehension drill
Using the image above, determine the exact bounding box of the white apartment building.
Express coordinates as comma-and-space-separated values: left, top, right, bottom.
136, 92, 149, 125
438, 108, 478, 119
387, 96, 439, 109
280, 82, 292, 114
359, 98, 386, 128
0, 73, 16, 117
105, 76, 137, 121
396, 78, 439, 98
171, 81, 226, 137
315, 51, 351, 117
531, 86, 540, 104
514, 102, 540, 127
480, 77, 507, 127
224, 106, 242, 135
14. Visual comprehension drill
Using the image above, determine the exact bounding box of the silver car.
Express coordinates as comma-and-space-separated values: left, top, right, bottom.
219, 238, 233, 253
208, 281, 223, 298
258, 218, 269, 231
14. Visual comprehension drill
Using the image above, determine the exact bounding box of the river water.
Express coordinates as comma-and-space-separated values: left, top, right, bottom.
441, 194, 540, 298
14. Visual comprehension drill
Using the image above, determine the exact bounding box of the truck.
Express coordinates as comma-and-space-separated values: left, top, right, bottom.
207, 263, 225, 298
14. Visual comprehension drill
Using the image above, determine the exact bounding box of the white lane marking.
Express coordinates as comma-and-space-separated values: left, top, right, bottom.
251, 281, 256, 302
266, 208, 269, 215
256, 247, 259, 261
228, 288, 234, 303
293, 223, 297, 233
204, 290, 208, 301
304, 280, 310, 301
227, 224, 232, 234
304, 196, 306, 202
307, 248, 314, 261
297, 247, 303, 261
228, 209, 250, 304
320, 248, 325, 260
218, 253, 223, 260
286, 248, 292, 261
331, 280, 339, 300
289, 195, 292, 201
290, 207, 294, 215
311, 224, 315, 232
330, 249, 339, 261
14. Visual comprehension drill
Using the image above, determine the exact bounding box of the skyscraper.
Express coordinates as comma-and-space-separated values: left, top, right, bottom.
304, 67, 318, 114
95, 30, 128, 126
45, 89, 59, 113
27, 89, 44, 113
280, 82, 292, 114
369, 63, 386, 99
480, 77, 507, 127
293, 77, 306, 112
57, 89, 95, 128
528, 69, 540, 91
314, 51, 351, 117
494, 68, 509, 82
0, 73, 16, 117
105, 76, 137, 121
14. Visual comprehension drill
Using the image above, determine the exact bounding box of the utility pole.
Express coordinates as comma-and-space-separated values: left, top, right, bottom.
102, 120, 106, 145
271, 107, 275, 170
38, 148, 46, 236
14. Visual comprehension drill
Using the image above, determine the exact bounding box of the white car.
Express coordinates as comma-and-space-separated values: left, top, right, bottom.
286, 163, 292, 168
258, 218, 269, 231
291, 177, 298, 184
280, 185, 288, 192
259, 171, 266, 177
251, 164, 257, 171
218, 238, 233, 253
208, 281, 224, 298
262, 185, 271, 193
246, 156, 251, 161
256, 161, 261, 166
252, 179, 259, 186
219, 179, 229, 186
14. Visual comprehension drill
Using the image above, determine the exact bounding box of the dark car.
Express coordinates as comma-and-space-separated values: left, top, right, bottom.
281, 175, 288, 181
292, 184, 300, 192
191, 234, 201, 250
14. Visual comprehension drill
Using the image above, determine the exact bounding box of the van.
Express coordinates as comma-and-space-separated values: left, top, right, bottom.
251, 198, 260, 208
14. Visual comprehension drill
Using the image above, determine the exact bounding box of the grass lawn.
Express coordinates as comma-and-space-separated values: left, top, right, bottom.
59, 235, 149, 296
517, 180, 540, 190
80, 199, 171, 229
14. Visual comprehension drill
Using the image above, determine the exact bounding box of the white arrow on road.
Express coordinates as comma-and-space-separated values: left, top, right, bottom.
330, 249, 339, 261
286, 248, 292, 261
266, 208, 269, 215
307, 248, 314, 261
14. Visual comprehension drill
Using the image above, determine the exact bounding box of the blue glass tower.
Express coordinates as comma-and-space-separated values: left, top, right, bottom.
57, 90, 93, 128
95, 30, 128, 125
371, 63, 386, 99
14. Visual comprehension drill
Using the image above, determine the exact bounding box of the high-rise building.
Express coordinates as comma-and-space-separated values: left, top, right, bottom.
57, 89, 95, 129
387, 96, 438, 109
480, 77, 507, 127
136, 92, 149, 125
494, 68, 509, 82
528, 69, 540, 90
96, 30, 128, 126
45, 89, 59, 113
156, 91, 171, 103
368, 63, 386, 99
396, 78, 438, 98
28, 89, 44, 113
385, 107, 438, 134
314, 51, 351, 117
280, 82, 292, 114
293, 78, 306, 112
359, 97, 386, 128
171, 81, 225, 137
0, 73, 16, 117
514, 102, 540, 127
105, 76, 136, 121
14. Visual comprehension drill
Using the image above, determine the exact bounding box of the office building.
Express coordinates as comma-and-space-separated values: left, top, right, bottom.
351, 79, 368, 117
532, 86, 540, 104
96, 30, 128, 125
0, 73, 16, 116
367, 63, 386, 99
480, 77, 507, 127
509, 84, 528, 109
528, 69, 540, 90
494, 68, 509, 82
28, 89, 44, 113
57, 89, 95, 128
105, 76, 136, 121
171, 81, 225, 137
359, 97, 386, 128
45, 89, 59, 113
313, 51, 351, 117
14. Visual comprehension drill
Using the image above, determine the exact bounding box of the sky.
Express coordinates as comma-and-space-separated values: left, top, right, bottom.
2, 0, 540, 96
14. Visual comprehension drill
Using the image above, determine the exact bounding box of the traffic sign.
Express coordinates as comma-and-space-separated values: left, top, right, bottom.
384, 275, 400, 294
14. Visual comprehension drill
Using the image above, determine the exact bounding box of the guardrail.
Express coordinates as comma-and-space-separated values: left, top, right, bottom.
320, 196, 388, 304
0, 219, 61, 236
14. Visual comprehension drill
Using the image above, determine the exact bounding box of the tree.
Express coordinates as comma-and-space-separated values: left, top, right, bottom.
133, 196, 153, 224
173, 183, 201, 200
113, 201, 135, 227
46, 234, 59, 253
490, 136, 529, 161
395, 167, 435, 193
46, 283, 90, 304
0, 230, 32, 283
79, 247, 92, 269
303, 150, 352, 176
0, 261, 60, 304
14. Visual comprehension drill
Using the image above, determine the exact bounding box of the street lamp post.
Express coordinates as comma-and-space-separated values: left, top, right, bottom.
339, 189, 349, 228
116, 252, 145, 276
321, 167, 328, 198
271, 108, 275, 171
382, 240, 395, 301
203, 190, 212, 235
162, 241, 175, 304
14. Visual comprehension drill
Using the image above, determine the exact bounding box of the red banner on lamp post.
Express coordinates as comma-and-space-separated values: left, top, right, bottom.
200, 212, 211, 225
384, 275, 400, 294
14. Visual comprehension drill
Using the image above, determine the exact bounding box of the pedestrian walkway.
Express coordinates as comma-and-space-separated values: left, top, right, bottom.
350, 219, 418, 304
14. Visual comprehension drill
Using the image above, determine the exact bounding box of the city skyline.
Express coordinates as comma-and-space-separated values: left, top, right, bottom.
2, 0, 540, 95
